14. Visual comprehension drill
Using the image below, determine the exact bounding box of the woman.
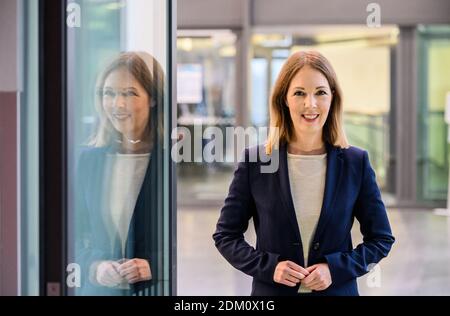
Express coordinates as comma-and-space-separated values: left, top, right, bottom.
74, 52, 165, 295
213, 51, 395, 296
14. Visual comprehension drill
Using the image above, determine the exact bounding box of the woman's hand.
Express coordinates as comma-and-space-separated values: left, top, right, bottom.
118, 258, 152, 284
273, 260, 309, 287
95, 260, 122, 287
302, 263, 332, 291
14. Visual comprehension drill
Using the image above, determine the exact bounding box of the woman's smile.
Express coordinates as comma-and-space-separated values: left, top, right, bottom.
113, 112, 131, 121
301, 113, 320, 123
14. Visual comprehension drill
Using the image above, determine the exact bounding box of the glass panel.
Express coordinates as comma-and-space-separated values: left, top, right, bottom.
251, 58, 268, 126
176, 30, 237, 205
271, 58, 285, 87
176, 30, 237, 294
418, 25, 450, 201
177, 30, 236, 120
66, 0, 171, 295
19, 0, 40, 296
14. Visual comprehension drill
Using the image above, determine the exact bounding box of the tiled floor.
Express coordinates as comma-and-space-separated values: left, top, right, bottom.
177, 206, 450, 296
177, 168, 450, 296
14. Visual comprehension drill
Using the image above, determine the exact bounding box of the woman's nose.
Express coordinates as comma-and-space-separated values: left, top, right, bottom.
304, 95, 317, 108
113, 94, 126, 108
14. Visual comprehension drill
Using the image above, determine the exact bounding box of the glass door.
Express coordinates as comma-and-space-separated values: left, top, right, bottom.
67, 0, 174, 296
417, 25, 450, 202
39, 0, 175, 296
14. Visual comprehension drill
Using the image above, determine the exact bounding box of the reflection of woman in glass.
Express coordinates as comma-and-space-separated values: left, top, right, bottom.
75, 52, 164, 295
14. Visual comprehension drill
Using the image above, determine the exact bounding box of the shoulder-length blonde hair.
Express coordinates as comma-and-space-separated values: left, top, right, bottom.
88, 51, 165, 147
266, 51, 349, 155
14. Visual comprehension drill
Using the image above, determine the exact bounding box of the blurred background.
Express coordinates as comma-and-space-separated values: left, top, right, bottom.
1, 0, 450, 295
175, 0, 450, 296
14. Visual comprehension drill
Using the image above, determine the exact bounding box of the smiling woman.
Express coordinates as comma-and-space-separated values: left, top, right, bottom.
90, 52, 164, 153
213, 51, 395, 296
74, 52, 166, 295
63, 0, 174, 298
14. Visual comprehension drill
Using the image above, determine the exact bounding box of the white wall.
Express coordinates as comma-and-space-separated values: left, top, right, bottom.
125, 0, 168, 72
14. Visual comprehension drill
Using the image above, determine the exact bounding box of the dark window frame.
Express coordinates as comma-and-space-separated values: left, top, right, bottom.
38, 0, 67, 296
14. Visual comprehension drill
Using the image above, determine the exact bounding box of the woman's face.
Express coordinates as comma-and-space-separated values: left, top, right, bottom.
102, 67, 150, 140
285, 66, 332, 137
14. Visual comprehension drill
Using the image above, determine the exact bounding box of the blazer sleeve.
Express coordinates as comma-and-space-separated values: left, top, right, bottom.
213, 149, 280, 284
74, 149, 108, 288
323, 150, 395, 286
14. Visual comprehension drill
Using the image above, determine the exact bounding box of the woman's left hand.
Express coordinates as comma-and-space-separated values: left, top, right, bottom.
118, 258, 152, 284
301, 263, 332, 291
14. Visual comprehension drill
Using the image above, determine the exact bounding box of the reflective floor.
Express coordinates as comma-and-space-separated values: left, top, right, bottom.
177, 204, 450, 296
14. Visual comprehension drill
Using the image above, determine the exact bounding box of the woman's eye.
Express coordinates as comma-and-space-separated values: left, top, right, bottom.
316, 90, 327, 96
126, 91, 138, 97
294, 91, 305, 96
103, 90, 115, 97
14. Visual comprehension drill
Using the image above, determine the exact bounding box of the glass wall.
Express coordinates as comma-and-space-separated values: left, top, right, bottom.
66, 0, 172, 295
19, 0, 40, 296
176, 30, 237, 207
177, 30, 236, 122
418, 25, 450, 201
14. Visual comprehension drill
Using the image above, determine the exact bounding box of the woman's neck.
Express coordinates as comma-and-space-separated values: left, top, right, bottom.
288, 133, 326, 155
119, 131, 153, 154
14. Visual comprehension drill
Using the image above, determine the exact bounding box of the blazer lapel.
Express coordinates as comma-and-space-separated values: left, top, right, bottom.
277, 143, 302, 244
311, 142, 344, 245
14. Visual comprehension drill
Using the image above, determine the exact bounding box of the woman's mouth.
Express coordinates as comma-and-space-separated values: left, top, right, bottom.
113, 113, 131, 121
301, 114, 319, 123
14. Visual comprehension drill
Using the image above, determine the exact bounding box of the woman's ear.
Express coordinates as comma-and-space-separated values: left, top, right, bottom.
150, 100, 156, 108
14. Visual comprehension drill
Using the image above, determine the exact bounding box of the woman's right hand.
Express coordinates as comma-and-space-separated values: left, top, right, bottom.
273, 260, 309, 287
117, 258, 152, 284
95, 260, 122, 287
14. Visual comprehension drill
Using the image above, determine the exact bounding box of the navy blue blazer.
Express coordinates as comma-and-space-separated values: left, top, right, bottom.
74, 145, 161, 295
213, 142, 395, 296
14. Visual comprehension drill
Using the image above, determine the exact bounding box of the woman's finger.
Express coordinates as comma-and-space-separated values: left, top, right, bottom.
124, 271, 139, 280
286, 261, 309, 276
302, 269, 318, 285
303, 278, 322, 289
281, 279, 297, 287
105, 266, 121, 282
285, 275, 300, 284
118, 259, 136, 271
288, 269, 305, 280
119, 265, 137, 277
314, 285, 327, 291
127, 276, 141, 284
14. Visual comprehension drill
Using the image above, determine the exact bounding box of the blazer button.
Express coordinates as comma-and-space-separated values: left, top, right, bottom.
313, 242, 320, 250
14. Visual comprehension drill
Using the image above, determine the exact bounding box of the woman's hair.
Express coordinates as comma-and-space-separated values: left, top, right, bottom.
266, 51, 349, 155
88, 51, 165, 147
